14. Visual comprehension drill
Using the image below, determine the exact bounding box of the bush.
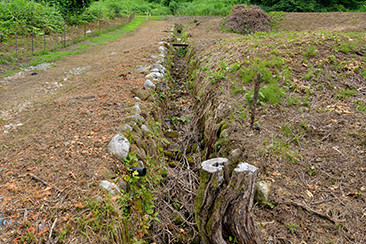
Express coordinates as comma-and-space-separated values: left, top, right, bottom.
84, 0, 170, 18
178, 0, 234, 16
0, 0, 64, 35
250, 0, 364, 12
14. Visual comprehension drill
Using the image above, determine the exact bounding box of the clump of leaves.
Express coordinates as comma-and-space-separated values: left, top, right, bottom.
286, 223, 300, 234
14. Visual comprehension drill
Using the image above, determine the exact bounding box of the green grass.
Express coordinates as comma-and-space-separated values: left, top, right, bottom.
246, 83, 285, 106
303, 45, 317, 59
286, 223, 300, 234
28, 51, 78, 67
2, 16, 147, 77
337, 89, 356, 100
287, 94, 302, 107
355, 101, 366, 112
260, 136, 301, 163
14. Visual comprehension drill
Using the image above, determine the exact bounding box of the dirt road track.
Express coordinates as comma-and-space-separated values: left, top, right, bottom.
0, 19, 170, 242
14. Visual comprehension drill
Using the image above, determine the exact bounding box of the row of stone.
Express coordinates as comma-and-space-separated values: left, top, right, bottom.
99, 41, 170, 195
144, 41, 169, 89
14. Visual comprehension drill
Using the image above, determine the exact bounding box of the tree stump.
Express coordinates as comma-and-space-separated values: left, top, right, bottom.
195, 158, 260, 244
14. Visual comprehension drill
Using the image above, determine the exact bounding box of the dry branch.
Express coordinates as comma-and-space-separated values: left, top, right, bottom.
27, 173, 61, 192
250, 73, 261, 129
284, 201, 336, 223
49, 217, 58, 243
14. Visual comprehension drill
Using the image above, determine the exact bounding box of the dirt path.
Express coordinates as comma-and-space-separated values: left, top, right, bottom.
1, 12, 365, 243
0, 19, 171, 242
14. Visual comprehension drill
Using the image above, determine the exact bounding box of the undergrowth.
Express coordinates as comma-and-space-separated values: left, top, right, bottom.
1, 16, 147, 77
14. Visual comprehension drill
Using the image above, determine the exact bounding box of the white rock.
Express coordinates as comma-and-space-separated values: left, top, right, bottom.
144, 79, 155, 88
159, 46, 167, 53
131, 103, 141, 115
151, 63, 165, 70
119, 124, 132, 132
99, 180, 121, 195
229, 148, 241, 162
141, 124, 150, 134
150, 68, 160, 73
123, 114, 145, 123
146, 72, 164, 80
255, 181, 271, 203
107, 133, 130, 159
158, 41, 170, 47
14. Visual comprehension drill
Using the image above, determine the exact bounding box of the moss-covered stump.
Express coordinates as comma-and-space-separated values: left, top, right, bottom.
195, 158, 260, 243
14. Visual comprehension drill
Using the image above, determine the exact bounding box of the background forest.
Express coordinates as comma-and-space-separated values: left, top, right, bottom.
1, 0, 365, 36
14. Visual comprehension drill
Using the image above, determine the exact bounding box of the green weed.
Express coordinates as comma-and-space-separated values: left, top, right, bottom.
303, 65, 315, 80
307, 165, 317, 176
303, 91, 311, 108
286, 223, 299, 234
340, 41, 351, 53
355, 101, 366, 112
303, 45, 317, 59
20, 232, 36, 243
230, 61, 242, 73
246, 84, 285, 105
210, 60, 228, 84
337, 89, 356, 100
240, 56, 285, 84
286, 94, 302, 107
260, 136, 300, 163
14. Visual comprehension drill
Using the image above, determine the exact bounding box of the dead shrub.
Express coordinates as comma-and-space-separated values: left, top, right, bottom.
223, 5, 273, 34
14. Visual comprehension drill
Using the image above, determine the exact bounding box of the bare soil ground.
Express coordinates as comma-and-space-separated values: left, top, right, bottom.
184, 12, 365, 243
278, 12, 366, 32
0, 12, 365, 243
0, 19, 171, 242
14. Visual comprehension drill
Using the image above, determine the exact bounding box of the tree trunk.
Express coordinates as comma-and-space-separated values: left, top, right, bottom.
195, 158, 260, 244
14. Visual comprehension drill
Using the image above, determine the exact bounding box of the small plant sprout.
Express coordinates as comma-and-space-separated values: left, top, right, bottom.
286, 223, 300, 234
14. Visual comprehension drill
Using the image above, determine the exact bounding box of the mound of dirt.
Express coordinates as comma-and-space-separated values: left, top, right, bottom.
223, 5, 272, 34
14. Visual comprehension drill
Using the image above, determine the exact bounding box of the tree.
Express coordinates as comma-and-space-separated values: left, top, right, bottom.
250, 0, 363, 12
35, 0, 94, 15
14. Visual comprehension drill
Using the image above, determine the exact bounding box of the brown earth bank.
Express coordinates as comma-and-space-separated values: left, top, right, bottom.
0, 12, 365, 243
278, 12, 366, 32
184, 13, 365, 243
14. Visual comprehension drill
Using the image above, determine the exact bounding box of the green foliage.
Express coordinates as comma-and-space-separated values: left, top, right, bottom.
85, 0, 170, 18
0, 0, 65, 35
286, 94, 302, 107
354, 101, 366, 112
260, 136, 300, 163
246, 84, 285, 105
240, 56, 285, 84
337, 89, 356, 100
286, 223, 300, 234
251, 0, 364, 12
77, 153, 164, 242
303, 45, 317, 59
37, 0, 93, 16
210, 60, 229, 84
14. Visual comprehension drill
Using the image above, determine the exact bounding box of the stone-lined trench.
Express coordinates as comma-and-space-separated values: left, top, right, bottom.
106, 23, 265, 243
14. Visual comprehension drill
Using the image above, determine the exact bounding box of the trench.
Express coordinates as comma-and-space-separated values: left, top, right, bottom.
150, 24, 234, 243
150, 25, 204, 243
